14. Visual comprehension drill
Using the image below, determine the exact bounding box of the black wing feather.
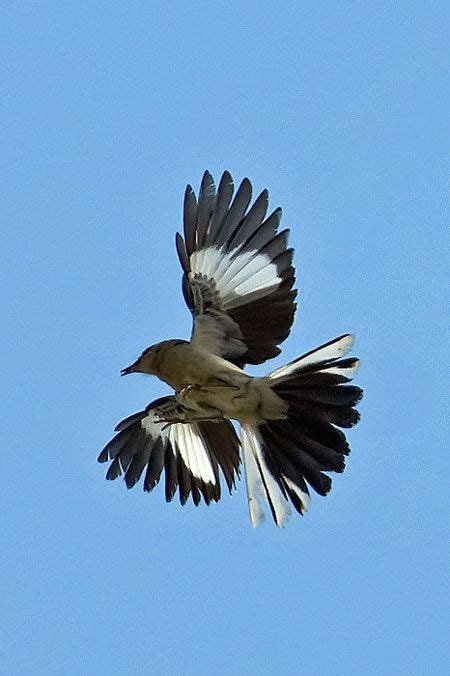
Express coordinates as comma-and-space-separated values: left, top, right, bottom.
99, 396, 241, 508
177, 171, 297, 366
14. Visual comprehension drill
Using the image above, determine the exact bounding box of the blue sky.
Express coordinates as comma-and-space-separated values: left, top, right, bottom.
1, 2, 448, 674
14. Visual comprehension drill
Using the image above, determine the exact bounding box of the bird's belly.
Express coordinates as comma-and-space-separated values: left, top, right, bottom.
157, 346, 247, 391
156, 345, 287, 423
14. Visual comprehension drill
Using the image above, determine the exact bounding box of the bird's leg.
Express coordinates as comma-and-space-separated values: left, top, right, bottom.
159, 415, 224, 431
176, 381, 252, 421
176, 383, 242, 416
176, 384, 226, 418
153, 393, 224, 428
155, 382, 246, 427
157, 410, 225, 430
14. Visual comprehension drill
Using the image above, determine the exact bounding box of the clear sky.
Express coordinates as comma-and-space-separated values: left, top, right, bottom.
1, 2, 448, 675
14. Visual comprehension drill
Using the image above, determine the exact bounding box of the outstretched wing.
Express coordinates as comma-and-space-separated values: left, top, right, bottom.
98, 396, 241, 506
175, 170, 297, 367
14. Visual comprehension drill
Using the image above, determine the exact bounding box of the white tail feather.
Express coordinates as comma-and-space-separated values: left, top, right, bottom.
241, 424, 292, 528
269, 334, 357, 380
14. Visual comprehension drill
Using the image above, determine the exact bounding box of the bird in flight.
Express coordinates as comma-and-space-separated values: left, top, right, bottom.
98, 171, 363, 527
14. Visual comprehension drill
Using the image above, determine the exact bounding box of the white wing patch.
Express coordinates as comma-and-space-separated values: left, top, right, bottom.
190, 246, 281, 309
141, 409, 163, 431
190, 247, 223, 279
141, 415, 216, 486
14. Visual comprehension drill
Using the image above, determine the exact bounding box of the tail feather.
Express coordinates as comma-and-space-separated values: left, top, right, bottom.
260, 423, 332, 494
241, 334, 363, 527
275, 384, 363, 408
264, 421, 346, 474
241, 425, 292, 527
269, 334, 356, 377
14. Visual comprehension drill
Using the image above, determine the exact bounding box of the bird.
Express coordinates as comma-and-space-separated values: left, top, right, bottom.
98, 170, 363, 527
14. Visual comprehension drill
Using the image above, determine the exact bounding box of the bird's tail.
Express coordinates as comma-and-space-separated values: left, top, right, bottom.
241, 334, 363, 527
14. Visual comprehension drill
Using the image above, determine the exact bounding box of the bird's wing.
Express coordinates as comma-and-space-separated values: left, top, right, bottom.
98, 396, 241, 506
176, 170, 297, 367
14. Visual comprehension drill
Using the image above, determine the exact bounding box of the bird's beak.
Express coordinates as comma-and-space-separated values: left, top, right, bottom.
121, 359, 140, 376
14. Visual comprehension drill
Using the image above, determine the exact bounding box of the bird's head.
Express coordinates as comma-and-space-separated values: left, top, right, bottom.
121, 343, 163, 376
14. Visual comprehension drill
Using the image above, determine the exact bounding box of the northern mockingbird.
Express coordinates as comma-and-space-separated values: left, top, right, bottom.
98, 170, 362, 527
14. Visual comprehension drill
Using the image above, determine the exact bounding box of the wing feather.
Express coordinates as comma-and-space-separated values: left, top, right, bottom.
177, 171, 297, 366
98, 396, 241, 507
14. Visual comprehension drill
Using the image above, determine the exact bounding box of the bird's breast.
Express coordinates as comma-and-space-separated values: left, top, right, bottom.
155, 343, 245, 391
